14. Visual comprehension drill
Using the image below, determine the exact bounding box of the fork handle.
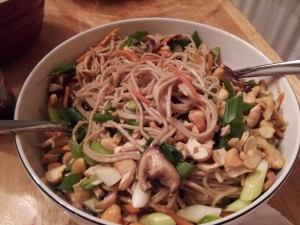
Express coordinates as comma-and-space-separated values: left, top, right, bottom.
234, 60, 300, 78
0, 120, 70, 134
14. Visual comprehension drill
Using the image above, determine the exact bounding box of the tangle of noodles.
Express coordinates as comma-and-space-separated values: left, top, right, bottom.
44, 28, 287, 224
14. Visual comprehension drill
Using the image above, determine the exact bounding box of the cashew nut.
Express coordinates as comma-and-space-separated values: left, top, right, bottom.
113, 159, 137, 191
246, 104, 262, 128
188, 110, 207, 133
256, 136, 285, 169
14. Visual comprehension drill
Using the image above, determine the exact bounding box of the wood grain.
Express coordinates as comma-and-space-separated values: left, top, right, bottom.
1, 0, 299, 224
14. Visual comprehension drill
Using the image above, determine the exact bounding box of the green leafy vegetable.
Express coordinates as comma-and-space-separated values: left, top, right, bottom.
245, 80, 258, 88
51, 65, 76, 76
75, 124, 87, 143
160, 142, 184, 165
176, 162, 197, 179
243, 102, 255, 113
68, 140, 84, 159
168, 38, 190, 52
121, 31, 148, 49
93, 113, 120, 123
144, 137, 154, 148
67, 107, 85, 121
223, 80, 236, 99
56, 174, 82, 192
223, 94, 244, 126
219, 94, 245, 149
192, 30, 202, 48
160, 142, 196, 179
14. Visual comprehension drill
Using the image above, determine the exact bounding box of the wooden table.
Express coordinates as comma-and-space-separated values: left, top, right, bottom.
1, 0, 299, 224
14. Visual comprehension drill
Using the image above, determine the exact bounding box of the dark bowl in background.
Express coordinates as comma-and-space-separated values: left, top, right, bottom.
0, 0, 45, 65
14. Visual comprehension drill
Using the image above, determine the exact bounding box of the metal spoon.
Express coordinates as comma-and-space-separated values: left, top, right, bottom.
0, 120, 71, 134
226, 59, 300, 78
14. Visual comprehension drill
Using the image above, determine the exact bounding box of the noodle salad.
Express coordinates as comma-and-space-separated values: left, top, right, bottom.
42, 28, 286, 224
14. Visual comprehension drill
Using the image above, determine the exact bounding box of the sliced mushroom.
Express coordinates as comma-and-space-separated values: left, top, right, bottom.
137, 146, 180, 196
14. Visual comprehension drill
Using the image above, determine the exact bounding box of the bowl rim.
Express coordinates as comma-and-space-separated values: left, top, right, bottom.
14, 17, 300, 225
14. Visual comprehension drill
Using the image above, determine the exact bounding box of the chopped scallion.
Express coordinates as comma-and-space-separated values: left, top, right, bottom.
90, 141, 112, 154
176, 162, 197, 179
225, 198, 251, 212
240, 159, 269, 202
92, 113, 119, 123
68, 140, 84, 159
80, 175, 102, 190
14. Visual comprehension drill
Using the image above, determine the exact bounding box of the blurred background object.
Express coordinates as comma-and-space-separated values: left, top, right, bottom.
0, 69, 16, 119
0, 0, 45, 65
232, 0, 300, 61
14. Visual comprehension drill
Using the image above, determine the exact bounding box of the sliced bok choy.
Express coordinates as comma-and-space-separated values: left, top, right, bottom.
176, 205, 222, 223
83, 197, 104, 213
139, 212, 176, 225
79, 174, 102, 190
94, 165, 121, 187
197, 214, 221, 224
132, 183, 151, 208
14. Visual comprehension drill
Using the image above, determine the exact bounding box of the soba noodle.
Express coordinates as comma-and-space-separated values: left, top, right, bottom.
43, 28, 286, 224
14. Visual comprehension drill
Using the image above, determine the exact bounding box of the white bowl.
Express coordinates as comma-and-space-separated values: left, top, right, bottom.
14, 18, 300, 225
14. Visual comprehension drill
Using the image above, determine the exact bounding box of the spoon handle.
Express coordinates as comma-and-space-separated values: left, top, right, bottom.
234, 60, 300, 78
0, 120, 71, 134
